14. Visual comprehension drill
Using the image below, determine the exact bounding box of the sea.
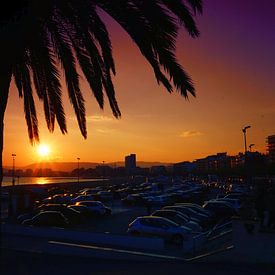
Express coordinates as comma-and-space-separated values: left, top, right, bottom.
2, 176, 103, 187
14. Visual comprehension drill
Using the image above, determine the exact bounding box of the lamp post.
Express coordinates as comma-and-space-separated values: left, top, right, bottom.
242, 125, 251, 184
102, 161, 105, 179
12, 154, 16, 186
249, 144, 255, 152
77, 157, 80, 184
242, 125, 251, 154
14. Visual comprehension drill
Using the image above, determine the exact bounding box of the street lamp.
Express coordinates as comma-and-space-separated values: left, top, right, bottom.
242, 125, 251, 154
77, 157, 80, 184
249, 144, 255, 152
12, 154, 16, 186
102, 161, 105, 179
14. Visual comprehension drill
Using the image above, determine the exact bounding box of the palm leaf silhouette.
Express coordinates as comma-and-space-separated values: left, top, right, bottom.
0, 0, 202, 184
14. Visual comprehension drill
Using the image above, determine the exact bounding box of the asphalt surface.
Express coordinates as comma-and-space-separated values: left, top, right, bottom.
2, 248, 274, 275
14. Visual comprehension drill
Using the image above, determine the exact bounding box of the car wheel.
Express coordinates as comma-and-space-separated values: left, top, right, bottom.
172, 234, 183, 245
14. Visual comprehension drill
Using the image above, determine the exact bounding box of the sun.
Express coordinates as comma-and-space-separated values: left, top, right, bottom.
37, 144, 50, 157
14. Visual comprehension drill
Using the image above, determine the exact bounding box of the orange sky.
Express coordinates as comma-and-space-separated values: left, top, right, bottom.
3, 0, 275, 167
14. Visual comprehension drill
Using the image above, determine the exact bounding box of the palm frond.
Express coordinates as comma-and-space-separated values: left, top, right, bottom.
47, 19, 87, 138
2, 0, 202, 141
186, 0, 203, 15
29, 23, 67, 135
160, 0, 200, 37
18, 60, 39, 143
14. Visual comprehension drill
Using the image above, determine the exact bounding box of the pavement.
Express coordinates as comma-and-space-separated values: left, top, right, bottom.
1, 192, 275, 271
2, 248, 275, 275
197, 220, 275, 264
2, 219, 274, 264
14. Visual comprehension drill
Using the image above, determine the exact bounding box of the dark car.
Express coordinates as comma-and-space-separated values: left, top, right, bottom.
175, 203, 216, 225
175, 203, 214, 217
67, 205, 94, 218
17, 211, 39, 224
36, 204, 84, 224
203, 201, 236, 222
22, 211, 70, 227
163, 206, 210, 228
151, 210, 202, 232
74, 201, 111, 216
96, 191, 114, 202
121, 194, 147, 206
42, 194, 72, 205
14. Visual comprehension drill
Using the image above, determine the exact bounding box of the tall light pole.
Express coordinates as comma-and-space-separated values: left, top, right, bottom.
242, 125, 251, 154
77, 157, 80, 184
12, 154, 16, 186
102, 161, 105, 179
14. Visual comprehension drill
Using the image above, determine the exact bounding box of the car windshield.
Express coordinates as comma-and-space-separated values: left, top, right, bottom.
159, 217, 179, 227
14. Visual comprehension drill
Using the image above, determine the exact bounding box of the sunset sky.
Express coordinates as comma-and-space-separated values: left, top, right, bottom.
3, 0, 275, 167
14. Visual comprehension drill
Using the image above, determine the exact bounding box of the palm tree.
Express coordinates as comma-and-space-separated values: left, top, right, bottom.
0, 0, 202, 185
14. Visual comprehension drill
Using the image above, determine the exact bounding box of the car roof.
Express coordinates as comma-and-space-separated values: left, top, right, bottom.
76, 200, 102, 204
138, 215, 177, 223
35, 211, 63, 216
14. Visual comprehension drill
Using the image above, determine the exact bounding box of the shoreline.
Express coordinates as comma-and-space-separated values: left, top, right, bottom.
1, 177, 128, 193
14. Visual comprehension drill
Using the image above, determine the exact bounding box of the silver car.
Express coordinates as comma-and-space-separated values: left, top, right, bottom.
151, 210, 202, 232
127, 216, 192, 245
74, 201, 111, 215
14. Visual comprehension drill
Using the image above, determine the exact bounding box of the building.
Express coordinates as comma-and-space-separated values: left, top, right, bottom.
194, 153, 233, 173
173, 161, 195, 175
150, 165, 167, 176
267, 135, 275, 163
125, 154, 136, 174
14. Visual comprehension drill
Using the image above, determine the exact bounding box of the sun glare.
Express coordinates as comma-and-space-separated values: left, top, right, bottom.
37, 144, 50, 157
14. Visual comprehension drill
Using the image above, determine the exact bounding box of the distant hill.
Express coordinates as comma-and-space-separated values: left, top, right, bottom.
24, 162, 99, 172
22, 161, 172, 172
109, 161, 172, 168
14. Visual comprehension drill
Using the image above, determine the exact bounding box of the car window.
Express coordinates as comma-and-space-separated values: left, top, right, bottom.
34, 213, 46, 222
154, 211, 166, 217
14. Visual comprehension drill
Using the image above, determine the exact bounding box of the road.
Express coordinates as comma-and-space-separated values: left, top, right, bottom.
1, 233, 274, 275
2, 248, 274, 275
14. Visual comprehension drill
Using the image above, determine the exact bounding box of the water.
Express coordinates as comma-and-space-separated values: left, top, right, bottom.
2, 176, 103, 187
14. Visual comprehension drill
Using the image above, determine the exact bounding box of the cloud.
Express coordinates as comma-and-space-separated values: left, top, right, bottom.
87, 115, 114, 122
96, 128, 115, 134
180, 130, 204, 138
69, 115, 115, 123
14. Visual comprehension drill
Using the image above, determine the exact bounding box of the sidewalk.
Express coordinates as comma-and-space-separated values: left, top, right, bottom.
2, 220, 274, 263
196, 220, 275, 264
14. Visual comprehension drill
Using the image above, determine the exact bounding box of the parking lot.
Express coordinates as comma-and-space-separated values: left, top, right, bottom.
72, 201, 169, 234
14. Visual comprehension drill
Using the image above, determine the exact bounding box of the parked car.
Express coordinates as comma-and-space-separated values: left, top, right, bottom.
22, 211, 70, 227
213, 198, 242, 212
36, 204, 84, 224
127, 216, 192, 245
202, 201, 236, 222
146, 195, 170, 206
163, 206, 210, 228
70, 195, 96, 203
175, 203, 215, 223
121, 194, 146, 206
74, 201, 111, 215
79, 188, 99, 196
96, 191, 114, 202
17, 211, 39, 224
224, 192, 248, 202
41, 194, 72, 205
151, 210, 202, 232
67, 205, 94, 218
